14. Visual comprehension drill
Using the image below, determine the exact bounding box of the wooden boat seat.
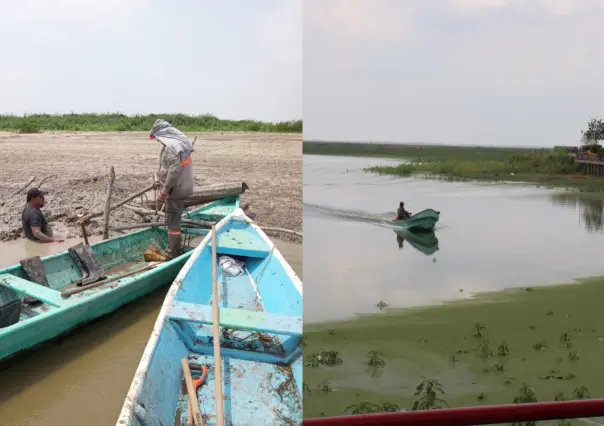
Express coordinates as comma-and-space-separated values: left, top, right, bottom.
0, 274, 66, 308
168, 301, 302, 337
208, 228, 270, 259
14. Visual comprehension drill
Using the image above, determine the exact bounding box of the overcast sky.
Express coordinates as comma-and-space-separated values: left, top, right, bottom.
304, 0, 604, 146
0, 0, 302, 122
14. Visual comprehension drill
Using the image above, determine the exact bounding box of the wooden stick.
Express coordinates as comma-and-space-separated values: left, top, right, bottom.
80, 221, 90, 245
102, 166, 116, 240
211, 225, 225, 426
10, 176, 36, 197
108, 222, 205, 232
181, 358, 203, 426
37, 174, 53, 188
61, 263, 159, 298
192, 136, 198, 146
260, 226, 303, 239
120, 204, 213, 227
81, 183, 155, 223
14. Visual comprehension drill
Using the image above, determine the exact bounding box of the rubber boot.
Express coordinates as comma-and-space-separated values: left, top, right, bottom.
168, 234, 181, 260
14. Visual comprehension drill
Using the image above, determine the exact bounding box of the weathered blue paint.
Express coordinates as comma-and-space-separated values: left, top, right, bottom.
0, 197, 239, 364
117, 209, 303, 426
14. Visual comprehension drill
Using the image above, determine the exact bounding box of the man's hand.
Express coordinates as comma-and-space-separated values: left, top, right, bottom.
152, 180, 161, 190
158, 191, 167, 202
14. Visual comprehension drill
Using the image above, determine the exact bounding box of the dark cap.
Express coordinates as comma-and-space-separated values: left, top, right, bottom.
400, 201, 405, 206
26, 188, 47, 202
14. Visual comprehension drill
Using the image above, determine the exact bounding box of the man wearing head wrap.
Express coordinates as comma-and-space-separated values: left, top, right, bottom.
149, 119, 195, 259
396, 201, 411, 220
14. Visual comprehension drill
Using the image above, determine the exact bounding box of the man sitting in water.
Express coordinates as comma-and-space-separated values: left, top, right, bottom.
21, 188, 64, 243
396, 201, 412, 220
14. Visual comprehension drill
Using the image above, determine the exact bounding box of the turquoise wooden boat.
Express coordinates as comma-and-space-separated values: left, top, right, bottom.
0, 196, 240, 364
117, 208, 303, 426
389, 208, 440, 231
395, 229, 439, 255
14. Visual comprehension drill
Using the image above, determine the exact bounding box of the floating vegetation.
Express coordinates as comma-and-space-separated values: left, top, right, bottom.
504, 377, 516, 385
411, 379, 450, 411
546, 310, 554, 316
304, 350, 343, 368
366, 350, 386, 368
473, 322, 487, 338
344, 402, 399, 415
513, 383, 538, 404
327, 329, 336, 336
532, 340, 547, 351
498, 342, 510, 357
554, 391, 565, 401
476, 340, 493, 358
568, 350, 579, 362
485, 363, 505, 373
573, 386, 590, 399
477, 393, 486, 401
317, 381, 332, 393
303, 382, 311, 398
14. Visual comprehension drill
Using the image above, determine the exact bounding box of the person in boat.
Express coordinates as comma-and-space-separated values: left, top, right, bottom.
396, 201, 412, 220
150, 119, 195, 259
21, 188, 64, 243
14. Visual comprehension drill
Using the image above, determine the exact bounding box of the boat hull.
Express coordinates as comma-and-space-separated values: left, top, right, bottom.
0, 196, 239, 364
391, 208, 440, 231
118, 208, 303, 426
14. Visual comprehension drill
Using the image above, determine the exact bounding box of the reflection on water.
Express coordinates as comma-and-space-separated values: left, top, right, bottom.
552, 192, 604, 233
395, 229, 439, 256
304, 154, 604, 323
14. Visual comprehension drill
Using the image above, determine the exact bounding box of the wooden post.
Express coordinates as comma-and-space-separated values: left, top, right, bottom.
102, 166, 116, 240
211, 225, 225, 426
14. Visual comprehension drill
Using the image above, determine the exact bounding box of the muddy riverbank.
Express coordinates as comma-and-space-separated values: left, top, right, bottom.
0, 131, 302, 242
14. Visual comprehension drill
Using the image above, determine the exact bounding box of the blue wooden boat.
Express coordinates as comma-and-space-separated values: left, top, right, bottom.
117, 208, 303, 426
0, 196, 240, 364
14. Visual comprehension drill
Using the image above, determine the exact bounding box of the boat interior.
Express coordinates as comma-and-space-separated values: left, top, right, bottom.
0, 227, 197, 328
131, 216, 303, 426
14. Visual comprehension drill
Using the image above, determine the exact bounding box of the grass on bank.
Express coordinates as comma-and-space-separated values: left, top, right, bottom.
0, 113, 302, 134
303, 276, 604, 425
304, 142, 604, 192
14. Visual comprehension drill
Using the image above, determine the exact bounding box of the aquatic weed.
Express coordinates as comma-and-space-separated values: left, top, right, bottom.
411, 379, 450, 411
303, 382, 311, 398
304, 350, 343, 367
344, 402, 399, 415
366, 350, 386, 367
504, 377, 516, 385
476, 340, 493, 358
498, 342, 510, 356
532, 340, 547, 351
317, 381, 332, 393
477, 393, 486, 401
554, 392, 565, 401
473, 323, 487, 338
573, 386, 590, 399
568, 350, 579, 362
513, 383, 538, 404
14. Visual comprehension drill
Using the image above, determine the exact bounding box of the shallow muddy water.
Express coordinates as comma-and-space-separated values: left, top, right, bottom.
0, 235, 301, 426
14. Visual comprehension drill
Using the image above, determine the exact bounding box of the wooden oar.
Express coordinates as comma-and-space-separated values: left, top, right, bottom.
181, 358, 203, 426
211, 224, 226, 426
61, 262, 160, 298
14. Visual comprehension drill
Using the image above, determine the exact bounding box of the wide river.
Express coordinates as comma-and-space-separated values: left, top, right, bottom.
304, 154, 604, 323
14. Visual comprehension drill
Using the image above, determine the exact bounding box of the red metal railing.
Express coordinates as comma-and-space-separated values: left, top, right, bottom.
304, 399, 604, 425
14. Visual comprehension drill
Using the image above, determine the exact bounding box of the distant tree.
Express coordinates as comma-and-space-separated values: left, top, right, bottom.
581, 117, 604, 144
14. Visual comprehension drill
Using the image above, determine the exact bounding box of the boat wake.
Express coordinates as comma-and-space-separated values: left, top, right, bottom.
304, 203, 395, 227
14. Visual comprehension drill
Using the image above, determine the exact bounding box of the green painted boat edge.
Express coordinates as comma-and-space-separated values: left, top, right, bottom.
0, 196, 240, 364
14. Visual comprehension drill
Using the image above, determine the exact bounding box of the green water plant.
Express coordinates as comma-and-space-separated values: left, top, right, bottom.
411, 379, 450, 411
473, 322, 487, 338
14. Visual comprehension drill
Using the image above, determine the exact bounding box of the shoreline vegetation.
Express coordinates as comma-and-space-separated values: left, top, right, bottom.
303, 276, 604, 423
303, 141, 604, 192
0, 113, 302, 133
